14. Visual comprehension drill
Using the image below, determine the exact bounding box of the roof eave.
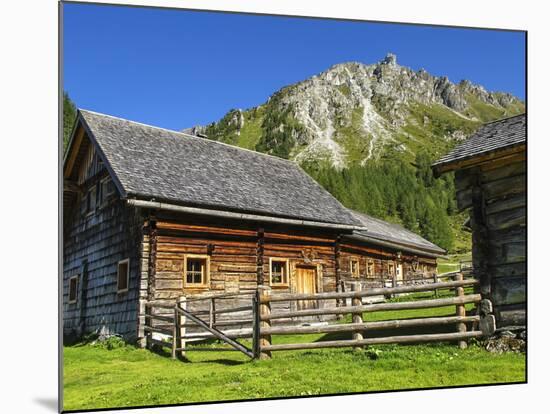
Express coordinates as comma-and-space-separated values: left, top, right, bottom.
126, 198, 368, 232
345, 233, 446, 258
432, 142, 526, 177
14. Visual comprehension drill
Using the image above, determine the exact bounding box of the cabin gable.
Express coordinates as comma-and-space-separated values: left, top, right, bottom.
63, 118, 145, 342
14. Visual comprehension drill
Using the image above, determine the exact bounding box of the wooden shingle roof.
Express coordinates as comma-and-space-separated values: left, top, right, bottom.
348, 210, 446, 256
75, 109, 363, 228
432, 113, 526, 174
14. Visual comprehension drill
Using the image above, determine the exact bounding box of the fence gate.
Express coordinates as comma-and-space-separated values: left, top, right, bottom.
145, 292, 259, 360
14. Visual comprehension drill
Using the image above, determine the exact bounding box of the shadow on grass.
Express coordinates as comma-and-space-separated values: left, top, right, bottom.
314, 321, 475, 343
150, 340, 250, 366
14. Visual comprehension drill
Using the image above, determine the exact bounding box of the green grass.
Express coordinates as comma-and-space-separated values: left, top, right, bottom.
437, 252, 472, 274
237, 107, 265, 150
64, 293, 524, 411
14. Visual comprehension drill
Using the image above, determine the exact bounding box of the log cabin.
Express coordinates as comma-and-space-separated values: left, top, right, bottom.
432, 113, 526, 331
63, 109, 445, 343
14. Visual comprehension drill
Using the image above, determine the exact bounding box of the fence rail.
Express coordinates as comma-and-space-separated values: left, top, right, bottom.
143, 273, 495, 361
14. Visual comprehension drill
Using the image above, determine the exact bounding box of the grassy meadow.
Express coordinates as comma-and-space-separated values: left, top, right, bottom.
63, 290, 524, 411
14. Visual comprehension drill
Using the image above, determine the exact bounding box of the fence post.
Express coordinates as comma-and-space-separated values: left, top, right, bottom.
351, 282, 364, 352
209, 297, 215, 329
145, 304, 152, 350
178, 295, 187, 359
252, 290, 261, 359
258, 286, 272, 359
172, 305, 177, 360
433, 272, 439, 298
455, 272, 467, 349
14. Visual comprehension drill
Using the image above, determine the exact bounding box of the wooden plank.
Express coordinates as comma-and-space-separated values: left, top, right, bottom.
217, 264, 257, 273
144, 314, 174, 323
262, 279, 478, 303
262, 294, 482, 320
262, 331, 484, 352
156, 221, 256, 236
495, 304, 526, 327
175, 347, 240, 352
486, 207, 526, 231
492, 276, 526, 306
481, 161, 526, 183
262, 316, 480, 335
485, 194, 526, 215
483, 174, 525, 200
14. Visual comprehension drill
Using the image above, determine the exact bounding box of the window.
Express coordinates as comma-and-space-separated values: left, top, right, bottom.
388, 262, 395, 276
100, 177, 116, 204
270, 258, 289, 286
367, 260, 374, 277
117, 259, 130, 293
350, 258, 360, 278
184, 255, 209, 287
86, 186, 97, 214
68, 276, 78, 304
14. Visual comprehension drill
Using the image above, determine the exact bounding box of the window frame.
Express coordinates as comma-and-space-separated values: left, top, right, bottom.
183, 254, 210, 288
350, 257, 360, 278
68, 275, 78, 304
117, 258, 130, 294
85, 185, 97, 216
366, 259, 375, 277
99, 176, 116, 206
269, 258, 290, 287
388, 261, 395, 276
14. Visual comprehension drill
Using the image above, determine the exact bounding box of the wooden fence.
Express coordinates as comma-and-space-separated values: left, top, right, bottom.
144, 292, 256, 359
144, 273, 495, 360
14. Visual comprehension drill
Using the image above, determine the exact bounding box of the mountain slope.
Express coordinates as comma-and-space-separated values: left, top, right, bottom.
194, 54, 524, 169
186, 54, 524, 252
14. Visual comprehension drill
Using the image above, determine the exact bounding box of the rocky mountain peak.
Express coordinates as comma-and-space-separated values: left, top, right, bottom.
381, 52, 397, 65
190, 54, 524, 169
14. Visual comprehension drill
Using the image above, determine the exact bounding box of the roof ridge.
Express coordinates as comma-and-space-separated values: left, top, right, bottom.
78, 108, 299, 167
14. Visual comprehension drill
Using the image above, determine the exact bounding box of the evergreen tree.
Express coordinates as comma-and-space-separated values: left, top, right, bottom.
63, 91, 77, 152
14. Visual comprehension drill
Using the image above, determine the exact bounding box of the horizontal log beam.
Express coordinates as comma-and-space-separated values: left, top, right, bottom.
262, 294, 481, 321
261, 331, 484, 352
193, 305, 252, 316
144, 314, 174, 323
261, 280, 479, 303
175, 347, 240, 352
143, 326, 173, 336
262, 315, 480, 335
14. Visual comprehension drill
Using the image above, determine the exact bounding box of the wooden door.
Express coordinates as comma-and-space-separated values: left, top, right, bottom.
295, 266, 317, 310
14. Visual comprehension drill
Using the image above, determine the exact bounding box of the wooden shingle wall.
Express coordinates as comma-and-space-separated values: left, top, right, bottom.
63, 174, 144, 342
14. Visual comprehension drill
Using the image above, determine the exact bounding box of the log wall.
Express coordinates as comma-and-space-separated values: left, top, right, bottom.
138, 214, 341, 330
339, 242, 437, 287
454, 151, 526, 328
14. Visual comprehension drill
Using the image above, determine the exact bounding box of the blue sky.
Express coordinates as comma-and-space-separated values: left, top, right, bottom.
63, 3, 526, 130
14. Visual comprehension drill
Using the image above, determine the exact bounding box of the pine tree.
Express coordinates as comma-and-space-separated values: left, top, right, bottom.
63, 91, 77, 152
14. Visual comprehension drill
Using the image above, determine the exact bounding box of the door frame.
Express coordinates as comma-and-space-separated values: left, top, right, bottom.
289, 261, 323, 311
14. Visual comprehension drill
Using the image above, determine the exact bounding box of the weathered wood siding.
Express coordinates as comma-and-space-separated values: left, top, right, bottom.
339, 242, 437, 289
139, 214, 340, 329
63, 168, 144, 342
454, 152, 526, 328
